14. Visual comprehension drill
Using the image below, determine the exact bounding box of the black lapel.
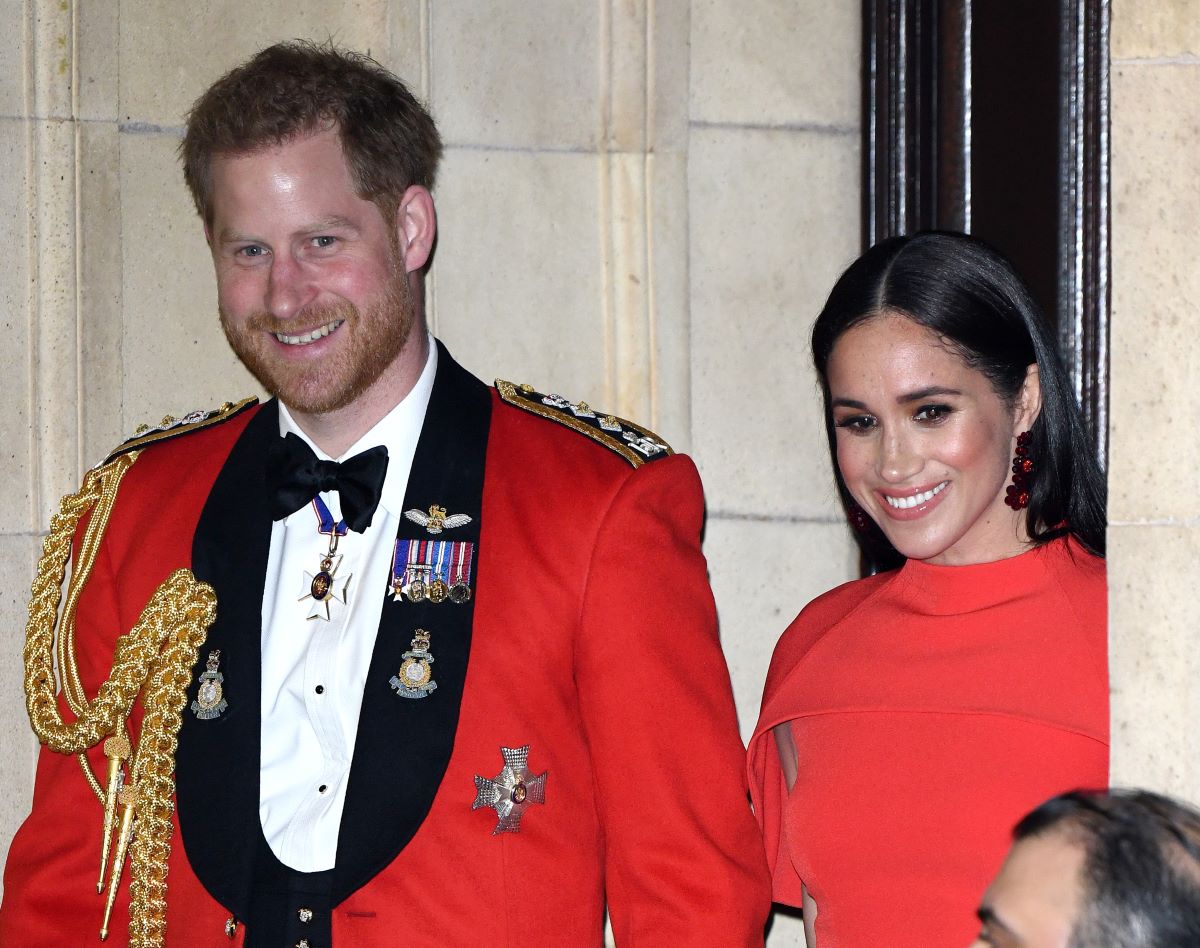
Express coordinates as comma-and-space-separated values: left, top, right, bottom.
333, 343, 492, 900
177, 399, 278, 917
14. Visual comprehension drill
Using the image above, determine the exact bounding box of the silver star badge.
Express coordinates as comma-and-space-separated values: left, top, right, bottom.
472, 745, 548, 835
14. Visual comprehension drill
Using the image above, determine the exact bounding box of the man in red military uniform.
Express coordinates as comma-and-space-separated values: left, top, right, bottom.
0, 41, 769, 946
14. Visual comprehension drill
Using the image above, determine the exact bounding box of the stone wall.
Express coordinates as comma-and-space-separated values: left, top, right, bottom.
1108, 1, 1200, 797
0, 2, 861, 943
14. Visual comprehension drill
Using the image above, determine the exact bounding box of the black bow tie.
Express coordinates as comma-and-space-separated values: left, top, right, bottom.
266, 432, 390, 533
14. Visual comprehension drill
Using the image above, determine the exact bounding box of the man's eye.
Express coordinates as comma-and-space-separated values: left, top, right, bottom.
237, 245, 266, 258
914, 404, 952, 423
836, 415, 876, 432
312, 235, 337, 248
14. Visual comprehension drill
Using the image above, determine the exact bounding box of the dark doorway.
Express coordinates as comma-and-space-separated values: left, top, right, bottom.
863, 0, 1109, 461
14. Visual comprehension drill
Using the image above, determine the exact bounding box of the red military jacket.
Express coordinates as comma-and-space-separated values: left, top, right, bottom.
1, 345, 770, 946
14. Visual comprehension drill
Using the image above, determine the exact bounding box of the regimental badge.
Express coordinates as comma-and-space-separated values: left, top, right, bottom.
389, 628, 438, 699
495, 380, 673, 468
472, 745, 548, 835
191, 650, 228, 720
404, 504, 473, 535
390, 538, 474, 604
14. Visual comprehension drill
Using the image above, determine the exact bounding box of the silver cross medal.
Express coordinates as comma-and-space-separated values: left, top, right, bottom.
472, 745, 548, 835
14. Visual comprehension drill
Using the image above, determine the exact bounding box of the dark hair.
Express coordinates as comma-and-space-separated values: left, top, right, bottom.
180, 40, 443, 227
811, 231, 1106, 568
1014, 790, 1200, 947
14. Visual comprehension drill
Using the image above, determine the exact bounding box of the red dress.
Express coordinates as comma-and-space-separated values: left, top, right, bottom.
747, 537, 1107, 946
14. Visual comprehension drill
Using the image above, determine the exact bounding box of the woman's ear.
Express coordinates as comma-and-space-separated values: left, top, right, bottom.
1016, 363, 1043, 433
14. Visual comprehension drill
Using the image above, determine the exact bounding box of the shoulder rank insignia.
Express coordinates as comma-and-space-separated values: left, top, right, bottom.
104, 396, 259, 464
495, 380, 673, 468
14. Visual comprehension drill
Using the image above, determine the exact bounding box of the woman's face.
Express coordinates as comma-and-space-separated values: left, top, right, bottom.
825, 312, 1040, 566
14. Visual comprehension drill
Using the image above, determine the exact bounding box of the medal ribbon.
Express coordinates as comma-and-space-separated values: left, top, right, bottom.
311, 496, 348, 538
391, 539, 475, 599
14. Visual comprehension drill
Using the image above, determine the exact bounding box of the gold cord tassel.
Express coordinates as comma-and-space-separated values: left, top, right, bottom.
23, 454, 217, 947
98, 727, 130, 892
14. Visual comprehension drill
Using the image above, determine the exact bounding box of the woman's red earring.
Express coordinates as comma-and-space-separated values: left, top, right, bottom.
1004, 431, 1034, 510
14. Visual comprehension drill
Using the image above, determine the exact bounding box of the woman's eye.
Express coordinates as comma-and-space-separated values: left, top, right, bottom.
914, 404, 952, 423
836, 415, 877, 432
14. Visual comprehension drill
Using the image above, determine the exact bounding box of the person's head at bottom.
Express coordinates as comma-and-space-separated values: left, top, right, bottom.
972, 789, 1200, 947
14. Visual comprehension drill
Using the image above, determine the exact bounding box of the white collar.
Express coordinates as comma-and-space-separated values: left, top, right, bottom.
277, 336, 439, 519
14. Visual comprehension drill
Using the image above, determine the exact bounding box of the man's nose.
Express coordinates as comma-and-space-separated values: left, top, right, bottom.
265, 253, 318, 319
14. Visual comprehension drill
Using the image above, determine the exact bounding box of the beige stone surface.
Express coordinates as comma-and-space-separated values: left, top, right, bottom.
0, 119, 32, 530
767, 911, 808, 946
688, 125, 859, 520
1109, 524, 1200, 799
705, 517, 858, 741
431, 147, 607, 402
117, 0, 397, 127
30, 118, 80, 529
77, 1, 120, 121
430, 0, 600, 149
119, 132, 262, 424
79, 121, 127, 466
690, 0, 859, 129
27, 0, 72, 120
646, 150, 691, 451
0, 533, 41, 891
1112, 0, 1200, 60
1109, 62, 1200, 524
0, 0, 25, 118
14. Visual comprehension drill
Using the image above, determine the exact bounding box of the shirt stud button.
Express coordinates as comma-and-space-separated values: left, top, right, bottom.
318, 784, 328, 793
295, 940, 311, 948
314, 684, 325, 694
298, 907, 314, 923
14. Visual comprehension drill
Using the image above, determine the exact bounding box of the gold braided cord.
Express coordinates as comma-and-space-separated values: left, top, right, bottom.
23, 454, 218, 947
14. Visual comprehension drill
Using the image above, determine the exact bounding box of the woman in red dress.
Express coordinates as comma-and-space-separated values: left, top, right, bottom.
747, 232, 1108, 947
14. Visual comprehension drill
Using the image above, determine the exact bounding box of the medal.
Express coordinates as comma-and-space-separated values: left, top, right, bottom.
472, 745, 548, 835
389, 628, 438, 699
391, 538, 475, 604
299, 497, 352, 621
191, 650, 228, 720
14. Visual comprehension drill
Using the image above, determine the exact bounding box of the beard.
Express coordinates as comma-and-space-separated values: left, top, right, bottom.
220, 269, 416, 417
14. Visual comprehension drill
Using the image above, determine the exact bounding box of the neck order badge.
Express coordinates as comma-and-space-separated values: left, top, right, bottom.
299, 496, 352, 620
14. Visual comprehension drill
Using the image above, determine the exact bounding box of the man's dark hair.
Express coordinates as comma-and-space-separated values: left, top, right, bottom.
180, 40, 443, 227
811, 231, 1107, 571
1014, 790, 1200, 947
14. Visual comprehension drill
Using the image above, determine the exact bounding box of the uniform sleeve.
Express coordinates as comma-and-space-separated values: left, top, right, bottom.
574, 454, 771, 945
0, 528, 131, 946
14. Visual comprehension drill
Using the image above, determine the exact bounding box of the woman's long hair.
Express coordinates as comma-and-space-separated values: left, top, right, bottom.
811, 231, 1107, 569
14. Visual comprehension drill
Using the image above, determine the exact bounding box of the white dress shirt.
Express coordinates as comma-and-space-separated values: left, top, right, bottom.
258, 341, 437, 871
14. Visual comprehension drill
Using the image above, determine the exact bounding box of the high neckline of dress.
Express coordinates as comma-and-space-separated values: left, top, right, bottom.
890, 535, 1082, 616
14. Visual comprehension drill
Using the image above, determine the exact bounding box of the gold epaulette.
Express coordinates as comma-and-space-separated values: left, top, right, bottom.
495, 379, 673, 468
104, 396, 259, 464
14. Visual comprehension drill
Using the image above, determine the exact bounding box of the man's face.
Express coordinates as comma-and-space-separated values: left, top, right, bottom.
208, 126, 414, 417
971, 831, 1086, 948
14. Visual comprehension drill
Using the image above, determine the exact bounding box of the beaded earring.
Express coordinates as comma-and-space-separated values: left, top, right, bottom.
1004, 431, 1034, 510
847, 499, 872, 532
